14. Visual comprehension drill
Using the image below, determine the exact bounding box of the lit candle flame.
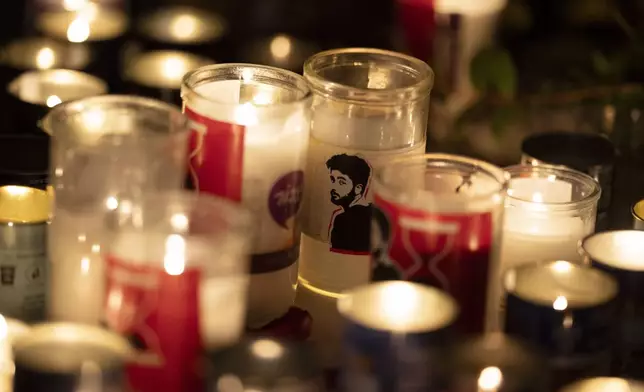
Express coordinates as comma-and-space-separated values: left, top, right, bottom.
162, 56, 187, 81
164, 234, 186, 276
551, 260, 572, 274
478, 366, 503, 391
63, 0, 89, 11
67, 17, 91, 43
380, 282, 418, 328
46, 95, 62, 108
251, 339, 284, 360
36, 47, 56, 69
531, 192, 543, 203
553, 295, 568, 311
170, 14, 198, 40
270, 35, 292, 59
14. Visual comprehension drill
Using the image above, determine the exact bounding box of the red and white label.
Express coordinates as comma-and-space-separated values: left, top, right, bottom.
185, 107, 245, 201
105, 256, 202, 392
371, 194, 495, 333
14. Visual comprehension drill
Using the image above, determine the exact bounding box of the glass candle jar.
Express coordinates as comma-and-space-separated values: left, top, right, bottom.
182, 64, 311, 329
372, 153, 507, 333
299, 48, 434, 295
42, 95, 190, 325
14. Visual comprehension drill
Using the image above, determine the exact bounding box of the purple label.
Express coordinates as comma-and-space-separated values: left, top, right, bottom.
269, 171, 304, 229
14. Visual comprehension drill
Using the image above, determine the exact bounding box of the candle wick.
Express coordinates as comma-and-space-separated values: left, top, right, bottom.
455, 168, 476, 194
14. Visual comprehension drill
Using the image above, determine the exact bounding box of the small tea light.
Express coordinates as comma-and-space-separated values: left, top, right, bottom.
338, 282, 458, 391
0, 37, 91, 72
239, 34, 319, 72
35, 3, 128, 43
6, 69, 107, 134
559, 378, 644, 392
9, 69, 107, 107
581, 230, 644, 378
123, 50, 213, 104
207, 338, 323, 392
632, 199, 644, 230
138, 6, 226, 45
504, 260, 618, 389
447, 333, 547, 392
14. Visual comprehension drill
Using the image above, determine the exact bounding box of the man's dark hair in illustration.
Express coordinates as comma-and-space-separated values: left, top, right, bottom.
326, 154, 372, 190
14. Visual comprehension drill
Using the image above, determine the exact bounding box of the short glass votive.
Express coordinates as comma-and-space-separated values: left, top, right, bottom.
503, 260, 618, 389
371, 153, 508, 333
338, 281, 458, 392
521, 131, 616, 229
632, 199, 644, 230
104, 191, 252, 392
182, 64, 311, 329
299, 48, 434, 295
123, 50, 213, 105
580, 230, 644, 379
6, 69, 107, 133
559, 378, 644, 392
42, 95, 190, 326
500, 164, 600, 270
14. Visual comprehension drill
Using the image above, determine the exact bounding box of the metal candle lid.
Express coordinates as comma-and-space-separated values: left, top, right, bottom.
632, 200, 644, 230
8, 69, 107, 107
124, 50, 213, 90
0, 135, 49, 190
581, 230, 644, 272
338, 281, 458, 333
559, 378, 644, 392
0, 186, 50, 223
504, 260, 617, 309
0, 38, 91, 71
35, 5, 128, 43
138, 6, 226, 44
13, 323, 132, 392
207, 338, 322, 391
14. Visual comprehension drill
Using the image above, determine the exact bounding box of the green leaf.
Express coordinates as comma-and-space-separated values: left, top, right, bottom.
470, 47, 518, 100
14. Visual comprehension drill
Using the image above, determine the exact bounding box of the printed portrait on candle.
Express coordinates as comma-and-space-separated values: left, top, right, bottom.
326, 154, 372, 254
371, 206, 402, 281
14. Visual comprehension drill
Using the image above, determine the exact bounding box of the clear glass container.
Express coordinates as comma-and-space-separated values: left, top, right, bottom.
182, 64, 311, 328
298, 48, 434, 295
42, 95, 190, 325
500, 164, 600, 272
103, 191, 251, 392
372, 153, 507, 333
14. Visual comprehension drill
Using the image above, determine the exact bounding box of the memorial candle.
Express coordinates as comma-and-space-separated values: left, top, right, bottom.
182, 64, 311, 328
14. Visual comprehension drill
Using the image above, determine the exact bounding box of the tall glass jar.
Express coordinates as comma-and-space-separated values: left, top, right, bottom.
42, 95, 190, 325
182, 64, 311, 329
299, 48, 434, 295
371, 153, 507, 333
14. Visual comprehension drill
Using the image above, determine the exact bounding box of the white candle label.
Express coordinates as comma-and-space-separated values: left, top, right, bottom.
185, 107, 303, 273
105, 255, 202, 392
0, 224, 47, 322
371, 193, 494, 333
299, 138, 425, 292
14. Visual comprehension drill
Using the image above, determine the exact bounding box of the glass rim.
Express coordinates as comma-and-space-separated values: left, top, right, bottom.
374, 153, 509, 204
181, 63, 312, 110
632, 199, 644, 224
579, 230, 644, 270
504, 164, 601, 211
303, 47, 434, 104
41, 94, 189, 137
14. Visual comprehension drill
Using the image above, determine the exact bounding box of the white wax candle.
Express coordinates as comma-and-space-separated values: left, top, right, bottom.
189, 80, 309, 328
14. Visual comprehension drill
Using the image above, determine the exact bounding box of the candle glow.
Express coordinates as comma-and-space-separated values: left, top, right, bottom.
125, 51, 213, 90
36, 47, 56, 69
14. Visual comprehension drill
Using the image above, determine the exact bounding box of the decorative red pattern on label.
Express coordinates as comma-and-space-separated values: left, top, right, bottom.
371, 194, 494, 333
185, 107, 245, 202
105, 256, 202, 392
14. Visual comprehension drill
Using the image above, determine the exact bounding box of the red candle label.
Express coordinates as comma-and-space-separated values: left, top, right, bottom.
105, 256, 202, 392
371, 194, 494, 333
185, 107, 245, 202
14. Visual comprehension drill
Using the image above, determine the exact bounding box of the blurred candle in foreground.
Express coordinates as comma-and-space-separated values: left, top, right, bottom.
42, 96, 191, 326
12, 323, 131, 392
104, 191, 252, 392
559, 378, 644, 392
581, 231, 644, 379
182, 64, 311, 328
504, 260, 618, 389
338, 282, 458, 392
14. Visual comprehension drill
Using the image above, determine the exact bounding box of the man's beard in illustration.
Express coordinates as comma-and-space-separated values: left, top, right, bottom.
330, 188, 358, 208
